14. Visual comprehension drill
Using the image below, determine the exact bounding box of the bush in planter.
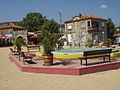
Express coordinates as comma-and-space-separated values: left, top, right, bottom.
39, 20, 60, 66
13, 36, 26, 52
40, 30, 59, 54
39, 30, 60, 66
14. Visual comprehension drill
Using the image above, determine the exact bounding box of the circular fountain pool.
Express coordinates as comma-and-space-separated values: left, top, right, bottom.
36, 47, 119, 59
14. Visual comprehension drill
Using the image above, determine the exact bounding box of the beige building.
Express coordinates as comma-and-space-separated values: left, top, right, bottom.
0, 22, 27, 45
64, 14, 107, 47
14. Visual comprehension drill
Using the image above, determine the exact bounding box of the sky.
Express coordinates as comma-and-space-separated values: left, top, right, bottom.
0, 0, 120, 26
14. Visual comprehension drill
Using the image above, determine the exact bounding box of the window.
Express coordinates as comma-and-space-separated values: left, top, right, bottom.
96, 23, 99, 27
102, 22, 105, 27
87, 21, 90, 27
67, 24, 72, 30
81, 22, 85, 28
94, 34, 98, 41
67, 25, 72, 29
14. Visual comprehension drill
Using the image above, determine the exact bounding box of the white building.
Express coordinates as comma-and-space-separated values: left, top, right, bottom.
64, 14, 107, 47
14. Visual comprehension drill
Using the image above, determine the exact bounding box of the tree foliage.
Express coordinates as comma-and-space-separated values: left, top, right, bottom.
39, 19, 60, 33
114, 26, 120, 34
39, 30, 59, 54
86, 38, 93, 47
39, 19, 60, 54
18, 12, 46, 32
13, 36, 26, 52
107, 18, 115, 40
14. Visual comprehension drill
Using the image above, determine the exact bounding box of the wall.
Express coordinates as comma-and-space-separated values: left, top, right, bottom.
13, 29, 28, 43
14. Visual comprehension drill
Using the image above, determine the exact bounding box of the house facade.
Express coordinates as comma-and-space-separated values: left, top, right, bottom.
0, 22, 27, 42
64, 14, 107, 47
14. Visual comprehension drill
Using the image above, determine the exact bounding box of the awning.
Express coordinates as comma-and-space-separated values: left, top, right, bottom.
0, 35, 5, 37
0, 36, 13, 39
113, 34, 120, 37
30, 34, 39, 39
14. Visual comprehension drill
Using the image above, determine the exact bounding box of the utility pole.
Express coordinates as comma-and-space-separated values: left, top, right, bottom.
58, 12, 62, 33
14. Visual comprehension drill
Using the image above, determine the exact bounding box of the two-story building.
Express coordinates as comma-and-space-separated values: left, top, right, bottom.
0, 22, 27, 45
64, 14, 107, 47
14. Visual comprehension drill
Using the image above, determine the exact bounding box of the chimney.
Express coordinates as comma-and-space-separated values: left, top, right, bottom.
79, 13, 82, 17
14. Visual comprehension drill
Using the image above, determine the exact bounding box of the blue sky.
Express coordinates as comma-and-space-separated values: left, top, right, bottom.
0, 0, 120, 26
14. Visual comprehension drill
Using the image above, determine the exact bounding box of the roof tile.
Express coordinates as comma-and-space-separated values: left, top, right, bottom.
65, 14, 107, 23
0, 24, 25, 30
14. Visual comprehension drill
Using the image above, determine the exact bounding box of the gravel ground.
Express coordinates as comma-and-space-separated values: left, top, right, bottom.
0, 47, 120, 90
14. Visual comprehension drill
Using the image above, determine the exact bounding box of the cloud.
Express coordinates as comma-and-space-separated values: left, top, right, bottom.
100, 4, 108, 8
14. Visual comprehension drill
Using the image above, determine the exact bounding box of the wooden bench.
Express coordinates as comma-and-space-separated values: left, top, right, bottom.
10, 48, 18, 55
99, 42, 110, 47
27, 45, 40, 52
20, 52, 33, 65
79, 49, 112, 66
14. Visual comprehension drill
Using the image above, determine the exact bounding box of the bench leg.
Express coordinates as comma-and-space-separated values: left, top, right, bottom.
103, 56, 105, 62
19, 55, 20, 61
80, 59, 82, 65
85, 59, 87, 66
23, 58, 25, 65
109, 56, 111, 62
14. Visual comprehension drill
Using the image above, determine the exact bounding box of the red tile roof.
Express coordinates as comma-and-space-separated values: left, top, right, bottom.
81, 15, 106, 20
0, 24, 25, 30
65, 15, 107, 23
64, 19, 73, 23
113, 34, 120, 37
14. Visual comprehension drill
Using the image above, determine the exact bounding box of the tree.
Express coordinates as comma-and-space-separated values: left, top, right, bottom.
107, 18, 115, 41
39, 30, 59, 54
39, 19, 60, 33
18, 12, 46, 32
38, 19, 60, 66
39, 19, 60, 53
114, 26, 120, 34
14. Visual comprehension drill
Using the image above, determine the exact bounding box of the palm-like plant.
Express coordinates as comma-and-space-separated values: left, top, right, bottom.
39, 30, 59, 54
13, 36, 26, 52
39, 19, 60, 66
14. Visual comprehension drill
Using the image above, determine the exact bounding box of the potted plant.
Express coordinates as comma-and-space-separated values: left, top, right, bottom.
39, 30, 59, 66
13, 36, 26, 52
39, 19, 60, 66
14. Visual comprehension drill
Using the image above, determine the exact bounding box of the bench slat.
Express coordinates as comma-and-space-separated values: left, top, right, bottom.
27, 45, 40, 51
84, 49, 112, 56
79, 54, 109, 59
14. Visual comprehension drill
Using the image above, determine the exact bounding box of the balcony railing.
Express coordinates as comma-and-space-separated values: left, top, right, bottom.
88, 27, 100, 32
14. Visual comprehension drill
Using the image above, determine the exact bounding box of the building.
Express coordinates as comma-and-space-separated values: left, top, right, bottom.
0, 22, 27, 45
64, 14, 107, 47
113, 27, 120, 44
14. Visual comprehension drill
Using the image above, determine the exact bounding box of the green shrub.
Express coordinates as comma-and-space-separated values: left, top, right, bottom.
86, 38, 93, 47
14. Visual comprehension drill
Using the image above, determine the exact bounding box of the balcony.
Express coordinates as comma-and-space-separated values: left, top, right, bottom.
88, 26, 100, 32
